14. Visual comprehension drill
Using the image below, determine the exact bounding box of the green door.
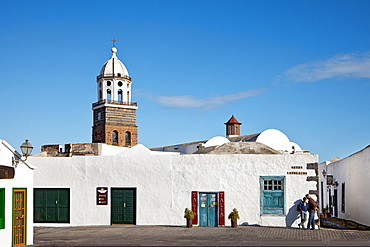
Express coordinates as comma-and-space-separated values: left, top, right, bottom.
34, 188, 70, 223
111, 188, 136, 224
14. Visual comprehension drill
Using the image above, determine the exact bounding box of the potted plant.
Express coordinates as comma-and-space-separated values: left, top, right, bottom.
322, 205, 329, 218
228, 208, 240, 228
184, 208, 194, 228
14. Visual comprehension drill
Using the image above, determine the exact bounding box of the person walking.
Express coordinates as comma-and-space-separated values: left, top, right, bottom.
297, 197, 309, 229
306, 194, 317, 230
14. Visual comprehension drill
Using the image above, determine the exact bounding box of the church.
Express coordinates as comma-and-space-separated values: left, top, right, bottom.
29, 46, 319, 228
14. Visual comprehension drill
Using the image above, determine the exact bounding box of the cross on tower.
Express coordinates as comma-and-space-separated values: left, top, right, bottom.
111, 39, 117, 47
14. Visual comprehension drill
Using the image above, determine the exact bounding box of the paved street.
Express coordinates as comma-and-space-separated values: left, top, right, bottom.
31, 225, 370, 246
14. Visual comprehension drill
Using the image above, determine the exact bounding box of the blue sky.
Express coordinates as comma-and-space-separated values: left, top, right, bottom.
0, 0, 369, 162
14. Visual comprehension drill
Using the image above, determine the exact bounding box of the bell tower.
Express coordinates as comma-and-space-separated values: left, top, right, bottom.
92, 46, 138, 147
225, 115, 242, 138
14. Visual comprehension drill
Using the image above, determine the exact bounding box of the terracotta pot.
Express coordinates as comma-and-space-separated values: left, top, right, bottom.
231, 219, 238, 228
186, 218, 193, 228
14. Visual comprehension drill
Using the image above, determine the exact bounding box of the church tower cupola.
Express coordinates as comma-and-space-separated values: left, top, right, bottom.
225, 115, 242, 138
92, 46, 138, 147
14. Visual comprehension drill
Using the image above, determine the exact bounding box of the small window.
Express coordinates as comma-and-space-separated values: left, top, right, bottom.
107, 89, 112, 102
125, 131, 131, 146
117, 73, 121, 77
118, 81, 123, 87
107, 81, 112, 86
0, 188, 5, 229
118, 89, 123, 102
112, 131, 118, 144
229, 125, 235, 135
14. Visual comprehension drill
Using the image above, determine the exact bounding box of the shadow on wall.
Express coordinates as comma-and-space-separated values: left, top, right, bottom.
285, 199, 301, 227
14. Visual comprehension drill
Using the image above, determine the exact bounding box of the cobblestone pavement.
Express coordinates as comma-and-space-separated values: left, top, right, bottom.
31, 225, 370, 246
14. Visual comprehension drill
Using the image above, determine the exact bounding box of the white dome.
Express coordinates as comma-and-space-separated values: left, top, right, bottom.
256, 129, 302, 152
100, 47, 129, 77
203, 136, 230, 148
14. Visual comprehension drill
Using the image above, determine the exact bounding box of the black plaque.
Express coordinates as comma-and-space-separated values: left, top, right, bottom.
0, 165, 15, 179
96, 187, 108, 205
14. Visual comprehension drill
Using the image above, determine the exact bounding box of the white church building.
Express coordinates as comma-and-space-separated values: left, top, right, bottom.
29, 47, 319, 228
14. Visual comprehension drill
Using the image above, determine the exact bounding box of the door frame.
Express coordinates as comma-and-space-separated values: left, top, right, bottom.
12, 188, 27, 247
110, 187, 137, 225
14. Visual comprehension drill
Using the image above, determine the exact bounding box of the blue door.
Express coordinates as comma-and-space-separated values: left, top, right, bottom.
199, 193, 218, 227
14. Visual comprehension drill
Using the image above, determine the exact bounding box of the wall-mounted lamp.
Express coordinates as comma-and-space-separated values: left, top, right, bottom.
20, 139, 33, 160
333, 180, 339, 187
12, 140, 33, 166
322, 169, 327, 178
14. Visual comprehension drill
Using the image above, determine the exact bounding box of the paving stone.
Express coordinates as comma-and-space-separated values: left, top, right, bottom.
30, 225, 370, 246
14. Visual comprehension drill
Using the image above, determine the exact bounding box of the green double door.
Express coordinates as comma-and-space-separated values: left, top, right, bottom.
111, 188, 136, 224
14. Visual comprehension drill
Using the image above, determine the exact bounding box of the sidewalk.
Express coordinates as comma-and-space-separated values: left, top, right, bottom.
32, 225, 370, 246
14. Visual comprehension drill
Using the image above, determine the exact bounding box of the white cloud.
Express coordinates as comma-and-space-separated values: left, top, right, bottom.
156, 88, 266, 112
278, 52, 370, 83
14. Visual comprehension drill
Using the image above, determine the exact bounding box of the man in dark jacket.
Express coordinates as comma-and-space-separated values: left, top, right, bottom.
297, 197, 308, 229
306, 194, 318, 230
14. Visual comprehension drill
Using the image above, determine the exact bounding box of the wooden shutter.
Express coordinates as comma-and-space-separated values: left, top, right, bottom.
261, 177, 285, 215
34, 188, 70, 223
0, 188, 4, 229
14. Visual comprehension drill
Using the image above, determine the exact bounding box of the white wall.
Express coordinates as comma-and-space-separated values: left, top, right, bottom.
0, 140, 34, 247
320, 145, 370, 226
100, 143, 129, 156
30, 145, 318, 228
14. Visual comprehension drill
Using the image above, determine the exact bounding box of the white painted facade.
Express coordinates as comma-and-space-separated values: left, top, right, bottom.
319, 145, 370, 226
30, 144, 318, 228
0, 140, 35, 247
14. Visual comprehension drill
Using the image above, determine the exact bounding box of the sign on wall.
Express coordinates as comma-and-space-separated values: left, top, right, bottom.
327, 175, 334, 185
191, 191, 198, 225
219, 191, 225, 225
0, 165, 15, 179
96, 187, 108, 205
